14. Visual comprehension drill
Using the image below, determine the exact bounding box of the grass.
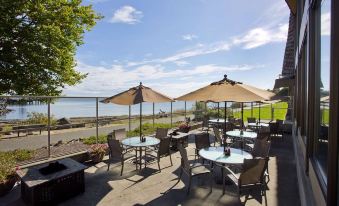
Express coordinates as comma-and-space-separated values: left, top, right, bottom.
321, 108, 329, 125
0, 149, 34, 182
232, 102, 288, 121
81, 122, 180, 145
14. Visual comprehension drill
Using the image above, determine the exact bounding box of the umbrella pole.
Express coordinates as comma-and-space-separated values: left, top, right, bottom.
170, 102, 173, 128
152, 103, 155, 128
218, 102, 220, 118
129, 105, 131, 131
184, 101, 187, 120
140, 102, 142, 140
259, 102, 261, 123
224, 101, 227, 135
241, 102, 244, 129
251, 102, 253, 117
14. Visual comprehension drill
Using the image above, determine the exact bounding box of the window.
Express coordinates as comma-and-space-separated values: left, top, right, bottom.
313, 0, 331, 183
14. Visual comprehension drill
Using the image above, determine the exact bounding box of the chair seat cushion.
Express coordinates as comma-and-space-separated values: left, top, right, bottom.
190, 163, 211, 175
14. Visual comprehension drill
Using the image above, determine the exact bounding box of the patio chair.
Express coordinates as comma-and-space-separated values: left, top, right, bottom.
107, 137, 137, 175
247, 117, 256, 124
113, 128, 126, 141
269, 122, 279, 138
201, 117, 210, 132
213, 126, 223, 146
146, 136, 172, 171
178, 144, 213, 194
276, 119, 284, 136
155, 128, 169, 139
252, 139, 271, 182
194, 133, 211, 161
223, 158, 267, 202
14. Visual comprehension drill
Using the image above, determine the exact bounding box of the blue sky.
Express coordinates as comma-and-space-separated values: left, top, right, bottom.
64, 0, 292, 97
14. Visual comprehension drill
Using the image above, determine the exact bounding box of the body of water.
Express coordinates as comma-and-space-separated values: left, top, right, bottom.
1, 98, 196, 120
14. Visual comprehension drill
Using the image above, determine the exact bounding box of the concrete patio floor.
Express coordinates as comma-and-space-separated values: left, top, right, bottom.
1, 131, 300, 206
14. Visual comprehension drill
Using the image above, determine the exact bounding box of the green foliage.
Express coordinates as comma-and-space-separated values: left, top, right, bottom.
232, 102, 288, 121
0, 0, 102, 95
193, 102, 206, 121
82, 134, 107, 145
2, 125, 13, 132
82, 122, 179, 145
0, 149, 34, 182
127, 122, 179, 137
26, 112, 57, 125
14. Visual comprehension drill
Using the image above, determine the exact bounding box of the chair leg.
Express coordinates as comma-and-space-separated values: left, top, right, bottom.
178, 167, 183, 182
135, 149, 138, 170
222, 167, 225, 194
107, 158, 110, 171
120, 160, 124, 176
210, 173, 213, 192
157, 157, 161, 171
169, 153, 173, 166
187, 175, 192, 195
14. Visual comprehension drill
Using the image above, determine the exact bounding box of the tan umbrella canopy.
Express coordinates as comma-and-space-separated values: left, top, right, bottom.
176, 75, 274, 102
102, 82, 173, 105
102, 82, 173, 138
176, 75, 275, 128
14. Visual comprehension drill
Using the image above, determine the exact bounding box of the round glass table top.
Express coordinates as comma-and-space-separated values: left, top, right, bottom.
121, 137, 160, 147
247, 123, 269, 127
199, 147, 252, 164
208, 119, 228, 123
226, 130, 257, 139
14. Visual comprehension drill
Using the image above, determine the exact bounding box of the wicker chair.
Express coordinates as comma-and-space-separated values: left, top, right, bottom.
106, 137, 136, 175
155, 128, 169, 139
212, 126, 223, 146
194, 133, 211, 161
146, 136, 173, 171
178, 144, 213, 194
252, 139, 271, 182
247, 117, 256, 124
223, 158, 267, 201
113, 128, 126, 141
257, 127, 271, 141
201, 117, 210, 132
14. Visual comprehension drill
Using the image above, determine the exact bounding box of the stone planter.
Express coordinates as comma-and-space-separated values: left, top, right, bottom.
90, 153, 104, 163
0, 175, 17, 197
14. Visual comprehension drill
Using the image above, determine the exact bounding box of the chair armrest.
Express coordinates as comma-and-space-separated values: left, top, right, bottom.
224, 166, 239, 180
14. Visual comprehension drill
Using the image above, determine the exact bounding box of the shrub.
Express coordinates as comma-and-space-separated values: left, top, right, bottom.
26, 112, 57, 125
82, 134, 107, 145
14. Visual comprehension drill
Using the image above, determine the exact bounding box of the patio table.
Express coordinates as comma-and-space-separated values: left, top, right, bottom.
199, 147, 252, 184
226, 130, 257, 140
247, 122, 269, 128
208, 119, 228, 124
121, 137, 160, 170
199, 147, 252, 165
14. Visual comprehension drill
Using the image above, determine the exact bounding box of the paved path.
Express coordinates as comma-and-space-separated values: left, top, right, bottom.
0, 115, 193, 151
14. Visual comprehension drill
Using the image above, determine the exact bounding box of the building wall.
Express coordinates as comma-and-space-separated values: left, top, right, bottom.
291, 0, 339, 205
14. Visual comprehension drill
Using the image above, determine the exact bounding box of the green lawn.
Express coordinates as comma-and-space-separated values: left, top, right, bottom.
232, 102, 288, 121
321, 108, 329, 125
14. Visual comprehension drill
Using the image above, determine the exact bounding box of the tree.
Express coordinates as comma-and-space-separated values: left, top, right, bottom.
0, 0, 102, 95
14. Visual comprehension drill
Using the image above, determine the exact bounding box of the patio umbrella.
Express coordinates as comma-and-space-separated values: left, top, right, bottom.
101, 82, 173, 139
176, 74, 275, 129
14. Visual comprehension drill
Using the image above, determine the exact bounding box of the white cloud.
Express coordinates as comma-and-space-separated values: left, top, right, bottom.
64, 62, 261, 96
232, 24, 288, 49
182, 34, 198, 41
110, 6, 143, 24
174, 60, 190, 67
126, 41, 230, 67
321, 12, 331, 36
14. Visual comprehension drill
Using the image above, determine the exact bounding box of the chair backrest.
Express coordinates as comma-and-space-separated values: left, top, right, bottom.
202, 117, 209, 127
252, 139, 271, 158
113, 128, 126, 141
239, 158, 266, 186
107, 136, 123, 158
155, 128, 168, 139
158, 137, 171, 156
178, 144, 190, 172
257, 127, 270, 140
247, 117, 256, 124
213, 127, 223, 144
195, 133, 210, 150
269, 122, 279, 133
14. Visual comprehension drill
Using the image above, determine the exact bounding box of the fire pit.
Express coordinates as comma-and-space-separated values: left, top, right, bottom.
16, 158, 87, 205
